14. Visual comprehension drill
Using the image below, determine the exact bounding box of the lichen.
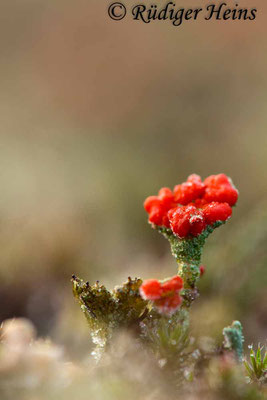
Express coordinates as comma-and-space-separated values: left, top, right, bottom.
223, 320, 244, 361
72, 275, 148, 357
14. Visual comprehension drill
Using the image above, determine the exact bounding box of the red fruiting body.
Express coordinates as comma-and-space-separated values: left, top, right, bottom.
168, 206, 190, 238
158, 187, 175, 208
155, 293, 182, 315
189, 212, 207, 236
139, 279, 162, 300
143, 187, 175, 228
202, 202, 232, 224
168, 205, 206, 238
144, 173, 238, 237
161, 275, 183, 292
144, 196, 161, 213
174, 174, 205, 205
203, 174, 238, 206
148, 207, 170, 227
140, 276, 184, 315
194, 198, 208, 208
199, 265, 205, 277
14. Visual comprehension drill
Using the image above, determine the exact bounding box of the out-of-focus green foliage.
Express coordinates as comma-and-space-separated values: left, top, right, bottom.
244, 344, 267, 385
1, 318, 266, 400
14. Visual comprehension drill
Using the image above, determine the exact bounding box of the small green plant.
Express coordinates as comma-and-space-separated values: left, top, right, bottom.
244, 344, 267, 385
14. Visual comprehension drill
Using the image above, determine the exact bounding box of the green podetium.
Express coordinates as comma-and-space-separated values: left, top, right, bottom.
157, 222, 223, 298
72, 275, 148, 357
223, 320, 244, 362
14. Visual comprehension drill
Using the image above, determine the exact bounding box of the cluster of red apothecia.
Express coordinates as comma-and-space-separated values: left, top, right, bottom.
140, 276, 184, 315
144, 174, 238, 239
139, 266, 205, 315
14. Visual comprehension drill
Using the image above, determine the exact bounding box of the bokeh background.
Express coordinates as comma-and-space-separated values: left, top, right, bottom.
0, 0, 266, 358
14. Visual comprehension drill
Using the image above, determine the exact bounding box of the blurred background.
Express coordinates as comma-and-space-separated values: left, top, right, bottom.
0, 0, 266, 358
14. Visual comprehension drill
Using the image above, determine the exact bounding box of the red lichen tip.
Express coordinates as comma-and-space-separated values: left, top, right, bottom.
173, 174, 205, 205
139, 279, 162, 300
144, 196, 160, 213
168, 205, 206, 238
144, 173, 238, 235
143, 187, 175, 228
204, 174, 238, 206
161, 275, 183, 292
202, 202, 232, 224
140, 276, 184, 315
156, 293, 182, 315
199, 265, 205, 277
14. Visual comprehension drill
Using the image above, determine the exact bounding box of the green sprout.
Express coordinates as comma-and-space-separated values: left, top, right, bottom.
244, 344, 267, 386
